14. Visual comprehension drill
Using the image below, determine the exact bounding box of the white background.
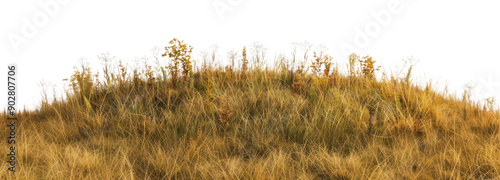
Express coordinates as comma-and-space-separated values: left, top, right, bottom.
1, 0, 499, 110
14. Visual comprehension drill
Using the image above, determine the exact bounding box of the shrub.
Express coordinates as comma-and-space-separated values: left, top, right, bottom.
323, 55, 333, 77
311, 52, 323, 76
311, 51, 334, 78
162, 38, 193, 87
359, 55, 380, 79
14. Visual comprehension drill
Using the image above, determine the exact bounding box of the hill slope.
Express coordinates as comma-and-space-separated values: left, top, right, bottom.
1, 44, 499, 179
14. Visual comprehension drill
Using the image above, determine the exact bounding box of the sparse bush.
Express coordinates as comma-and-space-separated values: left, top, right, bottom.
162, 38, 193, 87
323, 55, 333, 77
359, 55, 380, 79
311, 51, 334, 77
311, 52, 323, 76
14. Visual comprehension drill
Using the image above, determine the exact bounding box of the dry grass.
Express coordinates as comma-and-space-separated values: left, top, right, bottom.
1, 41, 499, 179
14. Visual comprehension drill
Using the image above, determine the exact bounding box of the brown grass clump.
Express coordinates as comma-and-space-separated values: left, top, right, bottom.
1, 39, 499, 179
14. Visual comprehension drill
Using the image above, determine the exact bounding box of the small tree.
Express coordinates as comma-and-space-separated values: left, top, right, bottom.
323, 55, 333, 77
359, 55, 380, 79
162, 38, 193, 87
311, 51, 334, 77
311, 52, 322, 76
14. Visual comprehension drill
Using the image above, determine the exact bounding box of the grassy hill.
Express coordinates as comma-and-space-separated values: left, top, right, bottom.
2, 40, 499, 179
